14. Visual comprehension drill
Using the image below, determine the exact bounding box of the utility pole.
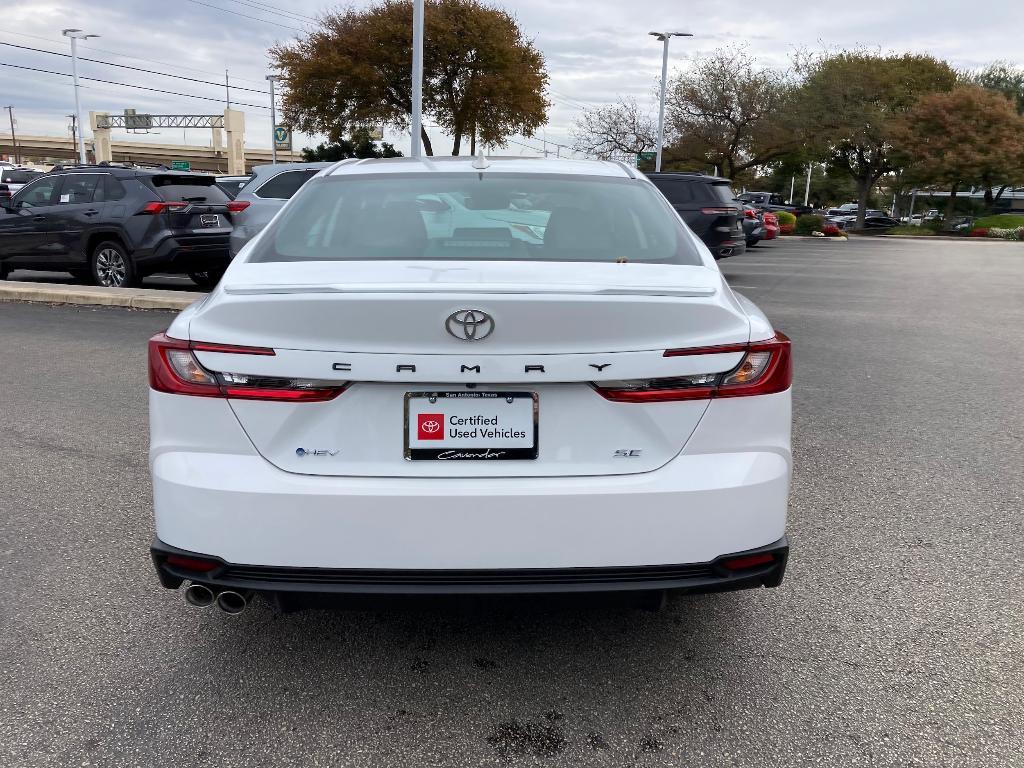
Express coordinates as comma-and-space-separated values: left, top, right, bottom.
62, 28, 98, 164
410, 0, 424, 157
4, 106, 19, 165
266, 74, 279, 164
225, 70, 231, 109
649, 31, 693, 172
67, 113, 77, 150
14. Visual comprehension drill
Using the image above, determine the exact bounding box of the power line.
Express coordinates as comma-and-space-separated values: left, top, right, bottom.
181, 0, 305, 33
0, 27, 268, 86
0, 41, 271, 96
221, 0, 318, 24
0, 62, 271, 110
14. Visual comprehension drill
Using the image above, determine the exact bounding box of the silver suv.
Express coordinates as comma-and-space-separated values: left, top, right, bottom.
228, 162, 331, 256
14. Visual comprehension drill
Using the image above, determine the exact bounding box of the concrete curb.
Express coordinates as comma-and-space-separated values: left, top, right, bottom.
0, 281, 203, 311
778, 235, 848, 241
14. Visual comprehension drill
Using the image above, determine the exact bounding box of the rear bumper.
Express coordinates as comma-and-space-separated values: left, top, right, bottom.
152, 535, 788, 595
135, 233, 231, 273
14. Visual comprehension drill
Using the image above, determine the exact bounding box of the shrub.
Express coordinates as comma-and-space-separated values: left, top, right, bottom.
969, 227, 990, 237
987, 227, 1022, 240
822, 222, 841, 236
795, 214, 824, 235
889, 225, 935, 236
773, 210, 797, 235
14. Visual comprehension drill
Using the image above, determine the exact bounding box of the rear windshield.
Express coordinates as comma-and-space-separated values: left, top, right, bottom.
649, 177, 737, 206
249, 173, 701, 265
144, 174, 229, 203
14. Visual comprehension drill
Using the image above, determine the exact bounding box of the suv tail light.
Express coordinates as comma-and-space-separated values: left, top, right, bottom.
593, 333, 791, 402
140, 201, 190, 215
226, 200, 251, 213
148, 333, 347, 402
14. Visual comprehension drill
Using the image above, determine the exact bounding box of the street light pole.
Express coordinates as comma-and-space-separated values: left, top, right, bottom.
266, 75, 279, 165
804, 163, 812, 207
62, 28, 98, 165
649, 31, 692, 173
4, 106, 19, 165
410, 0, 424, 158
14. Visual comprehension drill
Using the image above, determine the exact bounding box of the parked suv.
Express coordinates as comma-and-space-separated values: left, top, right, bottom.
228, 162, 331, 256
646, 172, 744, 259
0, 165, 240, 288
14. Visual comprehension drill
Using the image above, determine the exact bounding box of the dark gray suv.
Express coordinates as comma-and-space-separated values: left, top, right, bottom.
645, 173, 745, 259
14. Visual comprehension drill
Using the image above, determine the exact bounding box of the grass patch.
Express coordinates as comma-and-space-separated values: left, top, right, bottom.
973, 214, 1024, 229
887, 225, 936, 236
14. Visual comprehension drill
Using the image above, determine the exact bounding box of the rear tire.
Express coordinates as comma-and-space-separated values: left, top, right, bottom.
188, 267, 226, 290
91, 241, 137, 288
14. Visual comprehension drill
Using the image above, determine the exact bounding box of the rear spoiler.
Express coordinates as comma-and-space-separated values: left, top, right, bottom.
223, 283, 718, 298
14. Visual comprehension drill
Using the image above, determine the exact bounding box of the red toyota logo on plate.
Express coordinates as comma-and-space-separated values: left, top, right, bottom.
417, 413, 445, 440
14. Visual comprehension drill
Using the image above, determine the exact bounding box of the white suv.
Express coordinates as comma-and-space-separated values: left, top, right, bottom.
148, 156, 792, 614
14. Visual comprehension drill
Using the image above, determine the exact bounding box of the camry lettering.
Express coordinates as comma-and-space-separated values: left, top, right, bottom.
460, 364, 481, 373
525, 365, 545, 373
332, 362, 352, 371
396, 364, 416, 373
589, 363, 612, 371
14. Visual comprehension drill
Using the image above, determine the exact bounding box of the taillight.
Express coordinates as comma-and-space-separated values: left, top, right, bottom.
226, 200, 251, 213
744, 208, 757, 219
141, 201, 190, 215
148, 333, 347, 402
700, 207, 736, 215
593, 333, 791, 402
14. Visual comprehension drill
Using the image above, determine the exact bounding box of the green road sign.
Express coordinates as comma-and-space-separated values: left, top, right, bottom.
636, 151, 656, 164
170, 160, 190, 171
273, 125, 292, 151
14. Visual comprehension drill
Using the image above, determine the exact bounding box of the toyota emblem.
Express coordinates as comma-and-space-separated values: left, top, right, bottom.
445, 309, 494, 341
421, 419, 441, 433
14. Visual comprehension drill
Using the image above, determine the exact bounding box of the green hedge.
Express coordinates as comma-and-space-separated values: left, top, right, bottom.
774, 210, 797, 226
795, 214, 824, 235
888, 225, 935, 236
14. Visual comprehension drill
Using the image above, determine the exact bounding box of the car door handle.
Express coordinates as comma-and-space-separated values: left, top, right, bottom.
32, 215, 46, 222
83, 209, 100, 216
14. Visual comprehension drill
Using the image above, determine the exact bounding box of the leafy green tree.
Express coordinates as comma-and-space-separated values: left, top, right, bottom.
271, 0, 548, 156
796, 52, 957, 226
302, 128, 403, 162
890, 86, 1024, 217
965, 62, 1024, 114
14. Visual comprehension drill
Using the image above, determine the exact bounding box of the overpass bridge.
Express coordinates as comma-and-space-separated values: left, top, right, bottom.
0, 108, 303, 173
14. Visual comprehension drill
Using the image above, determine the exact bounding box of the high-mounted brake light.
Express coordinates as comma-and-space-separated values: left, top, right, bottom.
593, 333, 791, 402
141, 201, 190, 215
148, 333, 347, 402
226, 200, 251, 213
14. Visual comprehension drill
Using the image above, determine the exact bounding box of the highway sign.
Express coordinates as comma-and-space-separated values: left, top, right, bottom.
274, 125, 292, 151
170, 160, 191, 171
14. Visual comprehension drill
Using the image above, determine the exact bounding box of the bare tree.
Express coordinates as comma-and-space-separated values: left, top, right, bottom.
571, 98, 657, 159
666, 46, 798, 178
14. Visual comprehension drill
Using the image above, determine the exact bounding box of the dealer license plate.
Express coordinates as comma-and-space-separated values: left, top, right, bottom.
404, 391, 538, 460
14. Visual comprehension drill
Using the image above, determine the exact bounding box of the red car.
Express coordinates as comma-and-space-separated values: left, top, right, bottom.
762, 211, 780, 240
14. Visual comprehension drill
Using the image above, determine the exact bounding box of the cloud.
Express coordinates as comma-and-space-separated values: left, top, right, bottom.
2, 0, 1022, 157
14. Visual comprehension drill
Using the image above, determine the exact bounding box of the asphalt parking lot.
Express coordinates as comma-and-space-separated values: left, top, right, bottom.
1, 236, 1022, 767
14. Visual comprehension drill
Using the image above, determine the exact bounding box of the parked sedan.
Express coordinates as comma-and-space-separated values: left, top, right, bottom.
762, 211, 779, 240
228, 162, 332, 256
0, 168, 43, 200
148, 156, 792, 614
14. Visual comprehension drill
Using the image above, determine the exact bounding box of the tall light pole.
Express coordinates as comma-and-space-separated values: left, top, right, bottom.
266, 74, 280, 164
4, 106, 19, 165
62, 28, 98, 164
410, 0, 424, 157
649, 31, 692, 172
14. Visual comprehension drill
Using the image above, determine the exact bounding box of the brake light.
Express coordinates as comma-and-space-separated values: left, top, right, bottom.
141, 201, 190, 214
165, 554, 219, 572
700, 207, 736, 215
592, 333, 791, 402
720, 553, 776, 570
148, 333, 347, 402
226, 200, 251, 213
744, 208, 757, 219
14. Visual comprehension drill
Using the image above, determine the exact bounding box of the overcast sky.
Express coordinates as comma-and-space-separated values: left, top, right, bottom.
3, 0, 1022, 158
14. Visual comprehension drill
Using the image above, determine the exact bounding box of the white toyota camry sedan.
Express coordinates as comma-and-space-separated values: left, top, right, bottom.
148, 156, 791, 614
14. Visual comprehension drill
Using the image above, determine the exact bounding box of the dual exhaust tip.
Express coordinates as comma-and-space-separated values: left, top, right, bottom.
184, 583, 250, 615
